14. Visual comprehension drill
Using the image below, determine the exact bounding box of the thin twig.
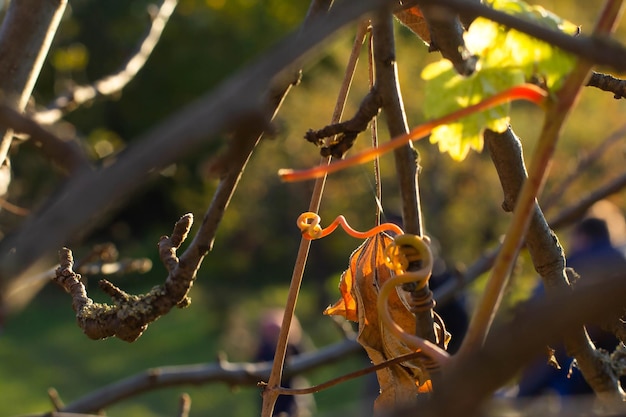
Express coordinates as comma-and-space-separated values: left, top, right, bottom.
542, 123, 626, 211
48, 388, 64, 411
261, 18, 368, 417
548, 171, 626, 231
0, 196, 29, 216
34, 0, 179, 125
275, 351, 423, 395
416, 0, 626, 72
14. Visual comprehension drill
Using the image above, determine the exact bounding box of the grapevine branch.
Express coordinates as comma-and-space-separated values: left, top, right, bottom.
371, 11, 439, 363
261, 16, 368, 417
587, 71, 626, 98
413, 0, 477, 76
424, 0, 626, 71
304, 88, 382, 159
53, 214, 193, 342
34, 0, 179, 125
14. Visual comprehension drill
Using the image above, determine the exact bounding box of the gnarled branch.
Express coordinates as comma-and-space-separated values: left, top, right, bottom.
53, 214, 193, 342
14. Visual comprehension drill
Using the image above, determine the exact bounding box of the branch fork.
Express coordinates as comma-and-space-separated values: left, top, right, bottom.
53, 214, 194, 342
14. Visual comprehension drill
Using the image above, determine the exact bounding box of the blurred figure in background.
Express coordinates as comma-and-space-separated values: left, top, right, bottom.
254, 309, 315, 417
517, 201, 626, 397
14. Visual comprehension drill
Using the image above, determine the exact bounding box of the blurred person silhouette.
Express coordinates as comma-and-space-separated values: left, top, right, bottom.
517, 208, 626, 397
254, 309, 314, 417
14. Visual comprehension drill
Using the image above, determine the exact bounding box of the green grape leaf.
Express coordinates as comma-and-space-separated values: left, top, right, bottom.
421, 0, 577, 161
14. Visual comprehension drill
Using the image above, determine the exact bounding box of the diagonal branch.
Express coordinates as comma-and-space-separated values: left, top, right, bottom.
424, 0, 626, 72
34, 0, 179, 125
0, 0, 401, 298
0, 102, 91, 174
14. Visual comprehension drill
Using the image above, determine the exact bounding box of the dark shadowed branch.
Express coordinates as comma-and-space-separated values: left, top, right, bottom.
587, 71, 626, 98
388, 271, 626, 417
418, 0, 626, 71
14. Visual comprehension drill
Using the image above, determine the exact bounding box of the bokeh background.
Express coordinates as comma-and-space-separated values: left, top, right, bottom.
1, 0, 625, 415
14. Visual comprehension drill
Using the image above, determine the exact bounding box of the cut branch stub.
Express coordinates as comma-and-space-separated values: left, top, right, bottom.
305, 89, 382, 159
52, 214, 195, 342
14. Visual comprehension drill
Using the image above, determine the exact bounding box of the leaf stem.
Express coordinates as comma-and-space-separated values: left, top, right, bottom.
279, 84, 547, 182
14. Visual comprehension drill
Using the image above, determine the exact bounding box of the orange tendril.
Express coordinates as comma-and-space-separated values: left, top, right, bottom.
297, 212, 404, 240
279, 84, 548, 182
378, 234, 450, 366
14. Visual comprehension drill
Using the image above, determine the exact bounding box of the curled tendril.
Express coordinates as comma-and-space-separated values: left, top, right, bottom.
378, 234, 450, 366
297, 212, 404, 240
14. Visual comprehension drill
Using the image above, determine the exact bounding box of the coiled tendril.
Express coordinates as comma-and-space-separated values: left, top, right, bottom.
298, 212, 449, 366
297, 212, 404, 240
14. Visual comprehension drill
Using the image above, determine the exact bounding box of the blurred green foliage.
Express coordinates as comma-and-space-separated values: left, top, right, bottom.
1, 0, 626, 415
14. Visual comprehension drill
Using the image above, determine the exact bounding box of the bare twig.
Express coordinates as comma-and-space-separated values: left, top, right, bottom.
52, 215, 193, 341
0, 196, 29, 216
414, 0, 477, 75
304, 89, 382, 158
37, 339, 360, 414
275, 351, 423, 395
542, 124, 626, 211
548, 172, 626, 230
48, 388, 64, 411
262, 17, 368, 417
587, 71, 626, 98
35, 0, 179, 125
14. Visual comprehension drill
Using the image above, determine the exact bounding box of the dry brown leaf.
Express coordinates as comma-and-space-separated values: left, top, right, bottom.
394, 5, 431, 44
324, 233, 429, 413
